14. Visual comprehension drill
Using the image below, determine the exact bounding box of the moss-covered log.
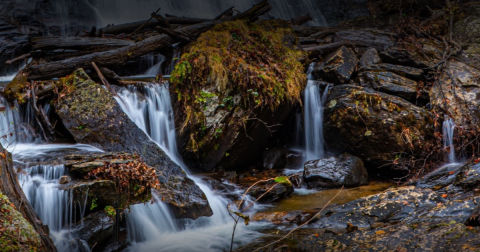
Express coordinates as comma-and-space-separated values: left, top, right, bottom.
0, 145, 57, 251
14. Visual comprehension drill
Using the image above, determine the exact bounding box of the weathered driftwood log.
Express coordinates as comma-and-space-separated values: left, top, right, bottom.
155, 26, 194, 43
32, 37, 135, 51
290, 13, 312, 25
24, 0, 272, 81
0, 146, 57, 251
151, 13, 171, 28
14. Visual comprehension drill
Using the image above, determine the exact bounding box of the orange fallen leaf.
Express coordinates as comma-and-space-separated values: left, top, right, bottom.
375, 230, 386, 235
315, 233, 319, 237
442, 194, 448, 198
448, 171, 455, 175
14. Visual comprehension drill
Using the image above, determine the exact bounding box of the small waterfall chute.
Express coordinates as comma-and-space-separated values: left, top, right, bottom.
443, 116, 456, 164
115, 83, 263, 251
304, 63, 330, 162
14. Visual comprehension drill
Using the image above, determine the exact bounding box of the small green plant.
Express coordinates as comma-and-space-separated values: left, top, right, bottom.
90, 198, 97, 210
105, 206, 116, 218
214, 128, 223, 138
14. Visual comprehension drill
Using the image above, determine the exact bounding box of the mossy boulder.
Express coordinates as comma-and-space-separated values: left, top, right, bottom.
54, 69, 212, 219
324, 85, 433, 174
170, 20, 305, 172
0, 191, 42, 252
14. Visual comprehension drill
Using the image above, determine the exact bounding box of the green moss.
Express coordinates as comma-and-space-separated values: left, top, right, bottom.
171, 19, 307, 128
4, 74, 28, 103
0, 191, 42, 251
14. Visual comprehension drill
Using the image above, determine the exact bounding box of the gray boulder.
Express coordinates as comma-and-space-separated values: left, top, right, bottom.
313, 46, 359, 84
304, 154, 368, 188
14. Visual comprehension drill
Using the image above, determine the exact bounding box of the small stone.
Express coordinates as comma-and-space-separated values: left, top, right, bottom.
346, 222, 359, 233
59, 175, 71, 184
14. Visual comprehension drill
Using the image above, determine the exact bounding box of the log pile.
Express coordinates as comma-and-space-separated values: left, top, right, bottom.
4, 0, 321, 141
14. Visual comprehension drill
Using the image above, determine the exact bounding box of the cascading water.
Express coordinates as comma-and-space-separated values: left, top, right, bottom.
443, 116, 456, 164
304, 63, 329, 162
17, 164, 90, 252
115, 83, 263, 251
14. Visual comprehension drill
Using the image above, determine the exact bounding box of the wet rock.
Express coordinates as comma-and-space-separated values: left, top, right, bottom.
417, 163, 466, 189
455, 162, 480, 188
296, 221, 480, 252
313, 46, 359, 84
263, 149, 287, 170
366, 63, 425, 80
63, 180, 129, 210
73, 212, 114, 248
54, 69, 212, 219
253, 210, 318, 225
174, 94, 294, 172
380, 41, 443, 68
59, 175, 71, 184
286, 150, 303, 168
324, 85, 433, 172
430, 60, 480, 124
249, 180, 294, 203
334, 29, 394, 52
303, 154, 368, 188
359, 70, 428, 104
454, 15, 480, 44
69, 161, 105, 177
359, 48, 381, 68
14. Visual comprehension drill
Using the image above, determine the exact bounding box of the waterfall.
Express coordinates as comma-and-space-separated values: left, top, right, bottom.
115, 83, 262, 251
443, 116, 456, 164
304, 63, 329, 161
18, 164, 90, 252
91, 0, 327, 27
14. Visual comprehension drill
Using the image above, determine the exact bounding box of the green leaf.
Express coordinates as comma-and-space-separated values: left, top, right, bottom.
328, 100, 337, 109
364, 130, 372, 136
274, 176, 292, 186
232, 211, 250, 226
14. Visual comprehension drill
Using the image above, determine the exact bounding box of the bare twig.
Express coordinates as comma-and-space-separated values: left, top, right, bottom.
128, 7, 162, 37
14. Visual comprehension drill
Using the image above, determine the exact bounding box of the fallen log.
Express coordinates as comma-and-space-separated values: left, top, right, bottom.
5, 53, 31, 64
0, 145, 57, 251
92, 61, 115, 95
214, 6, 235, 19
25, 0, 272, 81
155, 26, 194, 43
32, 37, 135, 51
290, 13, 312, 25
101, 6, 236, 35
151, 13, 171, 28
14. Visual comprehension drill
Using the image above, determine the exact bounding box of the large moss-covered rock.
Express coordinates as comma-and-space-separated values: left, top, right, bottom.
171, 20, 304, 172
54, 69, 212, 219
324, 85, 433, 173
430, 60, 480, 125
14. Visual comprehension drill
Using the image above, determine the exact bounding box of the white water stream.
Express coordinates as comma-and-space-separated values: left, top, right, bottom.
304, 63, 329, 162
115, 84, 264, 251
443, 116, 456, 164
